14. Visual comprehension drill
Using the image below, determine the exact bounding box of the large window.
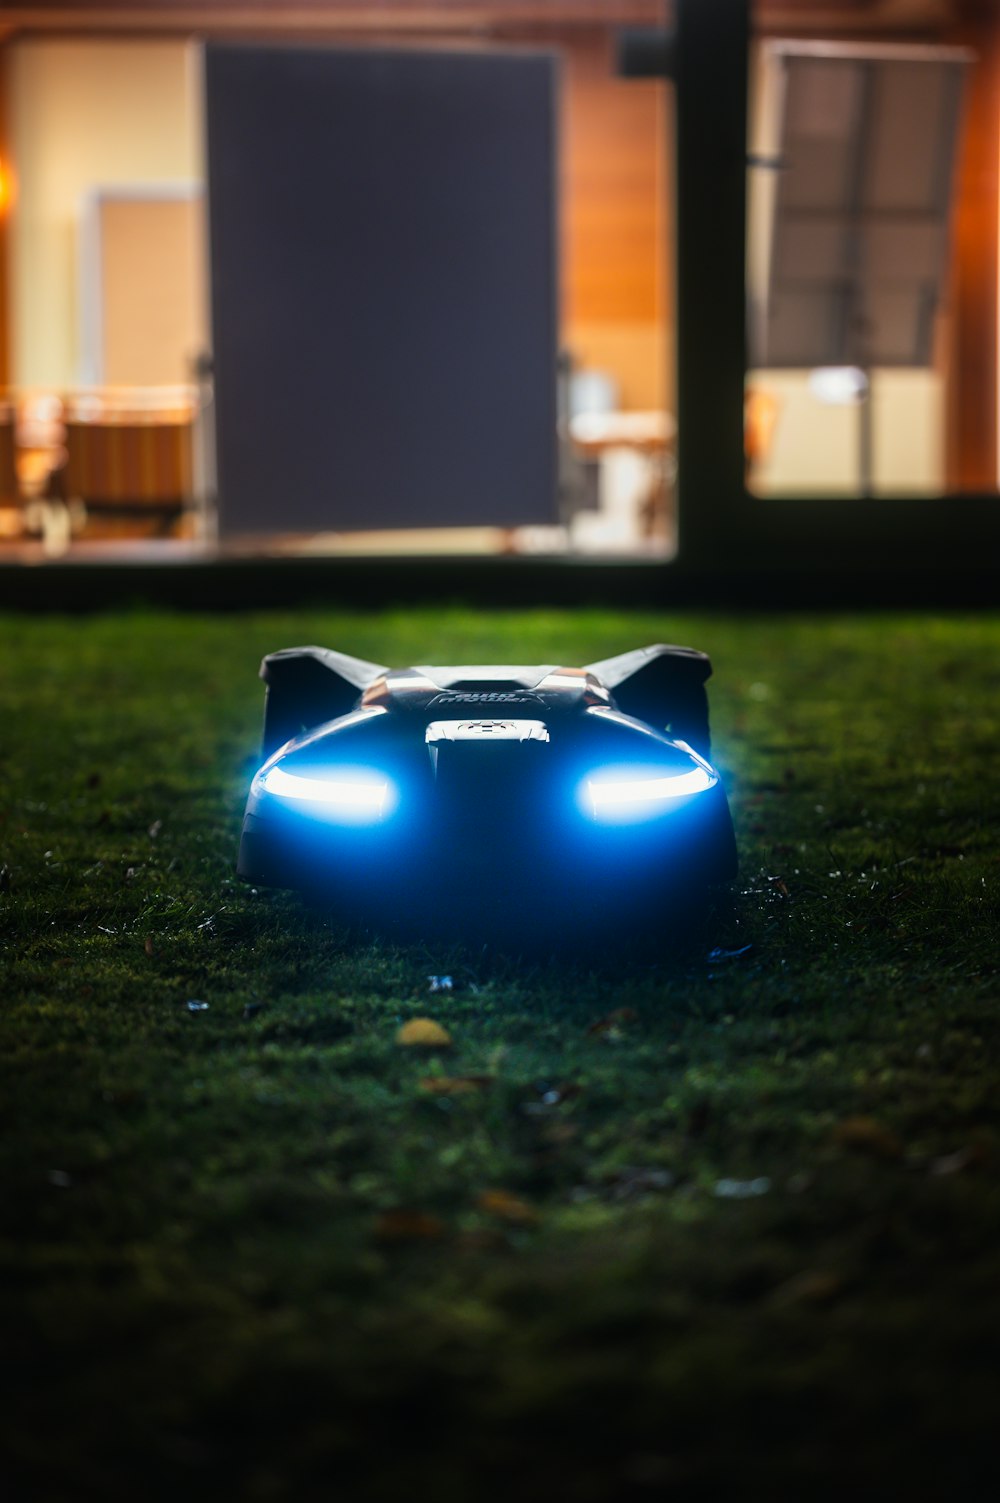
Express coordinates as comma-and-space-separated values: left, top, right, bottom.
0, 11, 677, 564
747, 0, 1000, 504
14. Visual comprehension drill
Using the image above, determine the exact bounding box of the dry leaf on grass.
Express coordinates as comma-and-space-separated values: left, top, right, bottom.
456, 1227, 508, 1253
418, 1075, 492, 1095
833, 1115, 903, 1159
396, 1018, 452, 1048
477, 1189, 539, 1226
374, 1209, 447, 1243
770, 1270, 844, 1308
586, 1007, 639, 1037
928, 1142, 991, 1176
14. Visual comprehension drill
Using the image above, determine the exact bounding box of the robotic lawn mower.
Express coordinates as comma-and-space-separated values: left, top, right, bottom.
238, 644, 737, 938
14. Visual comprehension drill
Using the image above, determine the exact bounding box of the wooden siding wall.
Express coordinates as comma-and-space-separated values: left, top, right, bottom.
0, 50, 10, 389
561, 28, 665, 325
557, 27, 669, 409
946, 8, 1000, 491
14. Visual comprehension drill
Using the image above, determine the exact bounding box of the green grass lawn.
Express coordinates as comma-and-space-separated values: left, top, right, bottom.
2, 607, 999, 1501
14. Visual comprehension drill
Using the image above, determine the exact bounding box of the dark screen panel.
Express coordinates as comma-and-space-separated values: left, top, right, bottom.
205, 44, 557, 536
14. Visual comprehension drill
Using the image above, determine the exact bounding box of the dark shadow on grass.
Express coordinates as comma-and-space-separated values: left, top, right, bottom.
287, 882, 744, 977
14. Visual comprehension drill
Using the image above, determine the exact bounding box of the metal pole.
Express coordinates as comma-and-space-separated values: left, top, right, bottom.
673, 0, 749, 565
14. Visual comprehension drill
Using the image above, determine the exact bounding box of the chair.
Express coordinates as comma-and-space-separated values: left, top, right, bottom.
62, 388, 197, 537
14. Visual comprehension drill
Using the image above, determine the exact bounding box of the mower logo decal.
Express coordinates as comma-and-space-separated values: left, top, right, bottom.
427, 691, 548, 706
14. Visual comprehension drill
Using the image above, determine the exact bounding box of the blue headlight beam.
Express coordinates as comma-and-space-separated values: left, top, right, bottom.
259, 765, 395, 818
584, 765, 716, 819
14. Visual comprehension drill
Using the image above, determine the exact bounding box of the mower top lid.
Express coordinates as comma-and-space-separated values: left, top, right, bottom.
258, 643, 715, 760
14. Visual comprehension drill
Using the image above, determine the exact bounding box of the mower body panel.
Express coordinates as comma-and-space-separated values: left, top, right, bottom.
238, 647, 737, 934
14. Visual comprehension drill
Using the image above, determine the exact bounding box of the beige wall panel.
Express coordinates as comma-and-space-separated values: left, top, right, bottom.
97, 195, 204, 385
9, 38, 202, 388
748, 368, 945, 495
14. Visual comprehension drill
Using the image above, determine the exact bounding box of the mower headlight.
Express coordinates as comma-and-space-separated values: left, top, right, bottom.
581, 764, 716, 821
257, 765, 397, 821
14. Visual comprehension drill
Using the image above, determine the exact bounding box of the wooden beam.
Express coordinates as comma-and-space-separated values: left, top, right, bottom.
0, 45, 9, 389
0, 3, 666, 41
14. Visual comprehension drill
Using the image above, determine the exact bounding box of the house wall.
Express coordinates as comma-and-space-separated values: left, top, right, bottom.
7, 39, 202, 389
559, 28, 670, 411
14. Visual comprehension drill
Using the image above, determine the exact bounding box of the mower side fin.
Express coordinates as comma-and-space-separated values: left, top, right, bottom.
584, 644, 714, 759
259, 646, 389, 759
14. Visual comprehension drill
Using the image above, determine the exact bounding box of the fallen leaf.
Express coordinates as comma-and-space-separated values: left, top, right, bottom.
477, 1189, 539, 1226
928, 1148, 971, 1177
418, 1075, 492, 1095
587, 1007, 638, 1036
143, 937, 155, 957
396, 1018, 452, 1048
374, 1209, 446, 1243
928, 1142, 992, 1176
771, 1270, 844, 1308
833, 1115, 902, 1159
456, 1228, 507, 1252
